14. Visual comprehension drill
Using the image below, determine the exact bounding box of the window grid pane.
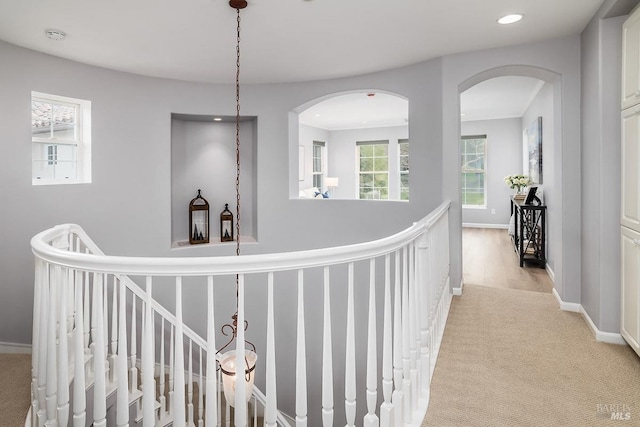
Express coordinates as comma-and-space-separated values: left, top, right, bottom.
399, 140, 409, 201
358, 141, 389, 200
461, 136, 486, 206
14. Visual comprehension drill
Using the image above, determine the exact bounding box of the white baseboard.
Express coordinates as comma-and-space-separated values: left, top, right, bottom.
462, 223, 508, 229
0, 341, 32, 354
551, 289, 626, 345
545, 264, 555, 282
452, 278, 464, 296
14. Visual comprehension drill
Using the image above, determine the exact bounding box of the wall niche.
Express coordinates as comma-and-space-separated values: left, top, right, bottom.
171, 113, 257, 248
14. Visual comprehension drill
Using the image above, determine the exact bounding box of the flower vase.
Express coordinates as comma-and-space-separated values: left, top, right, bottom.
514, 187, 526, 201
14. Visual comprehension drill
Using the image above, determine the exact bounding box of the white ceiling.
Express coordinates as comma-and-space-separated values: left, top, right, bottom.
0, 0, 605, 85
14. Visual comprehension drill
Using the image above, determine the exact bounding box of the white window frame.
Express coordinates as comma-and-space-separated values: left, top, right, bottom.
357, 140, 389, 200
32, 91, 92, 185
460, 135, 487, 208
398, 139, 409, 201
312, 140, 325, 190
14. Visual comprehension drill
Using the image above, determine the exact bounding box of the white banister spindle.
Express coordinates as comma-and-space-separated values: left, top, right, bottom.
265, 272, 278, 427
73, 269, 87, 427
408, 242, 418, 418
103, 277, 109, 376
174, 277, 186, 426
129, 296, 138, 393
142, 277, 155, 427
321, 266, 333, 427
234, 274, 247, 425
169, 325, 175, 417
392, 250, 404, 427
205, 276, 217, 427
345, 262, 356, 427
116, 279, 129, 427
295, 269, 307, 427
159, 319, 166, 419
37, 263, 49, 424
198, 348, 204, 427
57, 267, 70, 427
401, 246, 411, 419
31, 259, 42, 421
45, 267, 58, 427
93, 274, 107, 427
83, 270, 90, 355
364, 259, 378, 427
418, 236, 431, 399
380, 254, 393, 427
110, 277, 118, 383
188, 339, 194, 425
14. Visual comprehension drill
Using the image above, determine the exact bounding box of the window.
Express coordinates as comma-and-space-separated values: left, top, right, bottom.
32, 92, 91, 185
460, 135, 486, 207
312, 141, 325, 190
358, 140, 389, 200
399, 139, 409, 200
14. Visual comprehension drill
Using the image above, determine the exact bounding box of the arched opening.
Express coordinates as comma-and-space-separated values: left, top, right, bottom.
289, 90, 409, 201
457, 66, 563, 294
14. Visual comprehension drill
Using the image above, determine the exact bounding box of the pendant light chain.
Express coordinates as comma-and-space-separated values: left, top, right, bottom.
235, 7, 241, 259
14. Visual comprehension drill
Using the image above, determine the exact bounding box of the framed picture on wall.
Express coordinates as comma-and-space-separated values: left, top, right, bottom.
526, 117, 543, 184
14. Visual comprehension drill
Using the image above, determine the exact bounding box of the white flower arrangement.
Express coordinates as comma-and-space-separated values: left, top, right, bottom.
504, 174, 532, 192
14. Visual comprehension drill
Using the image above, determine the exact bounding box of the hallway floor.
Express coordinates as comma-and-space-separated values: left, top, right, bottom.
462, 227, 554, 293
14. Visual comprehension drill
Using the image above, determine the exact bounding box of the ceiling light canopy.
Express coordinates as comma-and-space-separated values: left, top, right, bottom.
497, 14, 523, 25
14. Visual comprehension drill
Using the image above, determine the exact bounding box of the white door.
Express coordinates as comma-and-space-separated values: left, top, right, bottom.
622, 7, 640, 109
621, 106, 640, 231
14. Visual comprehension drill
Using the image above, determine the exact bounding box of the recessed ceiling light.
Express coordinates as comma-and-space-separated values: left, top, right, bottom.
45, 29, 66, 41
213, 117, 222, 121
497, 14, 523, 25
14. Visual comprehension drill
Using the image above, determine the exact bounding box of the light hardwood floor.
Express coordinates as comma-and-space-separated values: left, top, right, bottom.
462, 227, 554, 293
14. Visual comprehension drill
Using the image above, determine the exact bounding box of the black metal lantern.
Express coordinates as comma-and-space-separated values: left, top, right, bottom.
189, 189, 209, 244
220, 203, 234, 242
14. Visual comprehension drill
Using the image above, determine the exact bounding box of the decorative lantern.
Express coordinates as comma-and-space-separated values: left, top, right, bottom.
219, 349, 257, 405
220, 203, 234, 242
189, 189, 209, 244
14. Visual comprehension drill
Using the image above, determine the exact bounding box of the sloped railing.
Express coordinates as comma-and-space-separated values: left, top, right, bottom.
29, 201, 451, 427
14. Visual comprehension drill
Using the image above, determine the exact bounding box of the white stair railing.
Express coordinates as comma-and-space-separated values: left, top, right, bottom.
29, 201, 451, 427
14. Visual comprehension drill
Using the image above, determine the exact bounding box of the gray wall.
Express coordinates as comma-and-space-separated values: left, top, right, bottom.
461, 118, 522, 226
580, 12, 626, 333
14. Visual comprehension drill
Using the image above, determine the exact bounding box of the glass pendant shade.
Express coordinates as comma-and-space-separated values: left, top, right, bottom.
219, 349, 257, 406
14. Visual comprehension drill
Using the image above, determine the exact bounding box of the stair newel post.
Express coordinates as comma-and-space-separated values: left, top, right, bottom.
142, 276, 155, 427
173, 277, 187, 426
56, 266, 70, 426
364, 259, 378, 427
73, 267, 87, 427
401, 246, 411, 421
418, 232, 431, 400
295, 269, 307, 427
321, 266, 333, 427
345, 262, 356, 427
197, 347, 204, 427
159, 319, 166, 419
93, 273, 107, 427
408, 241, 419, 419
380, 254, 394, 427
205, 276, 217, 427
234, 274, 248, 425
116, 279, 129, 427
188, 339, 194, 425
265, 272, 278, 427
44, 264, 58, 427
110, 276, 119, 383
391, 250, 404, 427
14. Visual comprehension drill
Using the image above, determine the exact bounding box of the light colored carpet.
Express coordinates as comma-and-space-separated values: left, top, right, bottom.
0, 353, 31, 426
422, 285, 640, 426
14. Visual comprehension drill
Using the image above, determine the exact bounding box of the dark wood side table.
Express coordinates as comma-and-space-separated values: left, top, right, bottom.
510, 197, 546, 268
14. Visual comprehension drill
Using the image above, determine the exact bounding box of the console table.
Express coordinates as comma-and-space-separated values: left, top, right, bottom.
510, 197, 546, 268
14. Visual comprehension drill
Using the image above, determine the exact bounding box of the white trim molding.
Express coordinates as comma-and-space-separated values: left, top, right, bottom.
462, 223, 508, 229
452, 278, 464, 296
552, 288, 627, 345
545, 263, 555, 282
0, 341, 32, 354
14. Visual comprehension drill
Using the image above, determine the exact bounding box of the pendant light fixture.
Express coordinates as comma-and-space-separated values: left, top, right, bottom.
217, 0, 258, 408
